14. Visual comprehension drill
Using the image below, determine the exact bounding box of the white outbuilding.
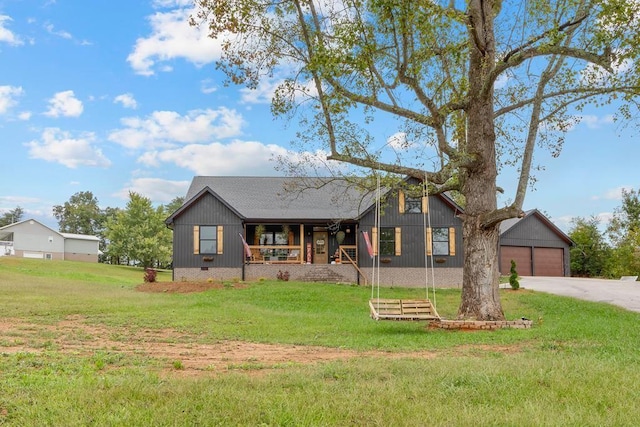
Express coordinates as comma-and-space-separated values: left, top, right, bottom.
0, 219, 100, 262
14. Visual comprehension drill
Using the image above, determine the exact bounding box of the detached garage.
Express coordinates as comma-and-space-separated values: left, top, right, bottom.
499, 210, 573, 277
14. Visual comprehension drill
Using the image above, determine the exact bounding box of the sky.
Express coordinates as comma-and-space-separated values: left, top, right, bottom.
0, 0, 638, 233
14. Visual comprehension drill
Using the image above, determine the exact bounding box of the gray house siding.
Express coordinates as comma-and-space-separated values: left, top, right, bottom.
171, 192, 244, 272
358, 192, 463, 269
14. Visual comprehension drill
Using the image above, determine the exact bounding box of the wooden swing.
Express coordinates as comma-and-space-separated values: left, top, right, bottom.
369, 298, 440, 321
367, 176, 440, 322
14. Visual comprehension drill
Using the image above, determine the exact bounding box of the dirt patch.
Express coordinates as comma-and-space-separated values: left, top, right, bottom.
0, 315, 525, 377
135, 281, 247, 293
0, 316, 443, 377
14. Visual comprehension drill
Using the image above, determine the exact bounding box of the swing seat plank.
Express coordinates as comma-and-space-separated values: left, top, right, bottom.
369, 298, 440, 321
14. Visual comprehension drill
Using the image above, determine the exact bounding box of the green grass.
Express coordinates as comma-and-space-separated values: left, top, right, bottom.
2, 257, 640, 426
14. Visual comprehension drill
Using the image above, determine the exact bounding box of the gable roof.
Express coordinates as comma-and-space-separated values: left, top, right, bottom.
0, 219, 62, 240
0, 219, 99, 242
499, 209, 573, 244
168, 176, 380, 223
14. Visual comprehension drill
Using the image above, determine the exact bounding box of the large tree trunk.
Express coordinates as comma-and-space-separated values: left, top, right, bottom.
457, 0, 505, 321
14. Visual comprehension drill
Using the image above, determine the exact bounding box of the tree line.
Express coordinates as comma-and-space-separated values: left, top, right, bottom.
1, 191, 183, 269
569, 189, 640, 278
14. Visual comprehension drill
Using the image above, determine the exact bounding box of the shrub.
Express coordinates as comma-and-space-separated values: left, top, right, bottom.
144, 268, 157, 283
509, 260, 520, 290
277, 270, 290, 281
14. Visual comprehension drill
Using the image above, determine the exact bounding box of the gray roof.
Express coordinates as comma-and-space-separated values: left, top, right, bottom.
183, 176, 379, 221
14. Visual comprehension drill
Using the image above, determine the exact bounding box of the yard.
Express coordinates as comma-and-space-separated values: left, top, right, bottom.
1, 258, 640, 426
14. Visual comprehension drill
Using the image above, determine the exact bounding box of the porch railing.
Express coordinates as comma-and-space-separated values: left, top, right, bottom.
247, 245, 303, 264
246, 245, 359, 265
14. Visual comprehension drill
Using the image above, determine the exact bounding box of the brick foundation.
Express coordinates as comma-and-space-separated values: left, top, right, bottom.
173, 265, 463, 287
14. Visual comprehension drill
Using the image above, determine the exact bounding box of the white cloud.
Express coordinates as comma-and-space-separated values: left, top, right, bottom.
114, 177, 190, 203
114, 93, 138, 109
0, 15, 23, 46
44, 90, 84, 117
240, 73, 318, 105
0, 85, 24, 114
553, 215, 575, 232
17, 111, 32, 120
240, 79, 281, 105
200, 79, 217, 94
494, 72, 510, 89
108, 107, 244, 149
25, 128, 111, 168
137, 140, 288, 175
578, 114, 614, 129
127, 7, 223, 76
597, 186, 635, 201
44, 23, 72, 39
387, 132, 414, 150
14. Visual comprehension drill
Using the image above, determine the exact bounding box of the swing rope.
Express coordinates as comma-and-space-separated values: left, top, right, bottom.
369, 175, 439, 320
371, 174, 381, 309
423, 174, 437, 310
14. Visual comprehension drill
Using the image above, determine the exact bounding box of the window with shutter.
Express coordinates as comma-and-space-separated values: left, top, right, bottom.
379, 227, 395, 256
426, 227, 456, 256
199, 225, 218, 254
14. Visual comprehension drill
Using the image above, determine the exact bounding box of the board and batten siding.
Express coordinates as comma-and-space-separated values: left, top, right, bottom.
358, 192, 463, 268
171, 192, 244, 269
499, 213, 571, 277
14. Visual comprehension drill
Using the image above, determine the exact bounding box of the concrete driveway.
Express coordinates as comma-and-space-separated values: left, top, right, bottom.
518, 276, 640, 313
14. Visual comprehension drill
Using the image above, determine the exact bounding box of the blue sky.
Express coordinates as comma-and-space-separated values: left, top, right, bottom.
0, 0, 637, 233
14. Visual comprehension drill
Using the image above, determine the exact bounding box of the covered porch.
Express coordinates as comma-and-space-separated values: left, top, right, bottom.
243, 223, 359, 266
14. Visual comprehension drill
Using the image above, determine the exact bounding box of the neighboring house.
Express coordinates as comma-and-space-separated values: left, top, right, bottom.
499, 209, 573, 277
0, 219, 100, 262
165, 176, 570, 286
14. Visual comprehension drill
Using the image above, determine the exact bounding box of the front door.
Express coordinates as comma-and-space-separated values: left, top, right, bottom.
313, 231, 328, 264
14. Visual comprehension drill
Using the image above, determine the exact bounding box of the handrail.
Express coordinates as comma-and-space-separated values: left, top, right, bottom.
338, 246, 367, 286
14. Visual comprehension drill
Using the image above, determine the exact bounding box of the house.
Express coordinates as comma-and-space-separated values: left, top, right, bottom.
165, 176, 571, 286
499, 209, 573, 277
165, 176, 463, 286
0, 219, 100, 262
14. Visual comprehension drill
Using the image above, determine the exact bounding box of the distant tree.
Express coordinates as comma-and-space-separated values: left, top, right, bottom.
100, 206, 122, 264
0, 206, 24, 227
569, 216, 611, 277
607, 189, 640, 277
164, 197, 185, 216
104, 192, 172, 268
53, 191, 103, 236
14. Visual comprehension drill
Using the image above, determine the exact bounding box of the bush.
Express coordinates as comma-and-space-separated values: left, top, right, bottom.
277, 270, 290, 281
144, 268, 157, 283
509, 260, 520, 290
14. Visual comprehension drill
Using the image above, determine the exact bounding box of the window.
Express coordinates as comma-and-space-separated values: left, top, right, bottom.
200, 226, 218, 254
432, 227, 449, 256
405, 196, 422, 213
379, 227, 395, 256
399, 190, 428, 214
